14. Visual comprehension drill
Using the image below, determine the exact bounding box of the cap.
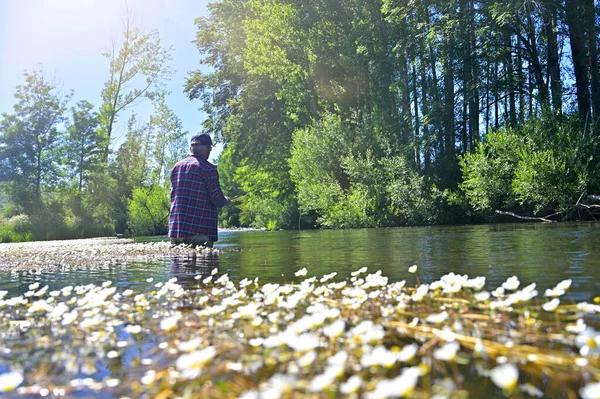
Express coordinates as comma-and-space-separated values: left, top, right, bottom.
190, 133, 213, 146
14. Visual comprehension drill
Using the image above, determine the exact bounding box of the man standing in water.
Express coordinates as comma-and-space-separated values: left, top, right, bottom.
169, 133, 230, 248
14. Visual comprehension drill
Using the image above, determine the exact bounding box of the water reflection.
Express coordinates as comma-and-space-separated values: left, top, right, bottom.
169, 251, 220, 289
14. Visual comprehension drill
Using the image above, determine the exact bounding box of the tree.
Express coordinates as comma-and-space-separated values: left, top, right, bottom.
65, 100, 102, 194
99, 12, 173, 161
0, 68, 71, 214
146, 99, 188, 185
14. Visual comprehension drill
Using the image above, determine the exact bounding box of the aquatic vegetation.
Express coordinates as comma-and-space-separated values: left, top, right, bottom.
0, 243, 599, 397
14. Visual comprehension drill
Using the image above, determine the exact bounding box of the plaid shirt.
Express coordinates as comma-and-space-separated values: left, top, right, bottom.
168, 155, 228, 241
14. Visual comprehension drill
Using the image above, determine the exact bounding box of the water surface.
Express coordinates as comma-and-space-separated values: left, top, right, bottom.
2, 222, 599, 300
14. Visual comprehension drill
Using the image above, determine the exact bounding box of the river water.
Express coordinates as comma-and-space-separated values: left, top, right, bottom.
2, 222, 599, 300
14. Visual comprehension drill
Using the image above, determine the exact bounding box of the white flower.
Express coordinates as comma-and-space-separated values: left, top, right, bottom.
489, 363, 519, 391
433, 342, 460, 361
295, 268, 308, 277
474, 291, 490, 301
28, 299, 52, 313
520, 383, 543, 397
544, 287, 565, 297
177, 338, 203, 352
298, 350, 317, 367
323, 319, 345, 338
125, 324, 142, 334
320, 272, 337, 283
542, 298, 560, 312
580, 382, 600, 399
426, 311, 448, 324
566, 318, 587, 333
576, 327, 600, 356
0, 371, 24, 393
397, 344, 418, 362
408, 265, 418, 273
175, 346, 217, 379
556, 279, 572, 291
160, 313, 181, 331
140, 369, 156, 385
365, 367, 420, 398
340, 375, 362, 394
351, 267, 368, 276
502, 276, 520, 291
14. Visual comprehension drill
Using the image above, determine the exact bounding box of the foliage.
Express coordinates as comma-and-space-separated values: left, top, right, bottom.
0, 68, 71, 214
215, 145, 244, 227
460, 115, 598, 215
0, 214, 32, 243
234, 161, 297, 230
99, 12, 173, 160
290, 114, 440, 228
64, 100, 103, 193
127, 185, 170, 236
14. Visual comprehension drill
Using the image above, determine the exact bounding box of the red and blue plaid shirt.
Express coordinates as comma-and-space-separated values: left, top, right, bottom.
168, 155, 228, 241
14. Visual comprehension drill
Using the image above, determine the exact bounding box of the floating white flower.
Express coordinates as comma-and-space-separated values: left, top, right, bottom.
323, 319, 346, 338
28, 299, 52, 314
576, 327, 600, 356
542, 298, 560, 312
520, 383, 543, 397
474, 291, 490, 301
140, 369, 156, 385
489, 363, 519, 391
433, 342, 460, 361
544, 287, 565, 297
177, 337, 203, 353
160, 313, 181, 331
295, 268, 308, 277
298, 350, 317, 367
408, 265, 418, 274
340, 375, 362, 394
502, 276, 520, 291
320, 272, 337, 283
556, 279, 572, 291
365, 367, 420, 398
397, 343, 418, 362
426, 311, 448, 324
411, 284, 429, 302
0, 371, 23, 393
175, 346, 217, 379
580, 381, 600, 399
351, 267, 368, 276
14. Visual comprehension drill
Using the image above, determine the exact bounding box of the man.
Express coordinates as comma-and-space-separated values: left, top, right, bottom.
169, 133, 230, 248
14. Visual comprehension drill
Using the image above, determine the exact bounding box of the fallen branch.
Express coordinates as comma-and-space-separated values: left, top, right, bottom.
494, 210, 555, 222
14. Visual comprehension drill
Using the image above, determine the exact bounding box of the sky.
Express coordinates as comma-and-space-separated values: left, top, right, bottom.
0, 0, 223, 161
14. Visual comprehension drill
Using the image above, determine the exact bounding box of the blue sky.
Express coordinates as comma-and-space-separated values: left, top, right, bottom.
0, 0, 223, 161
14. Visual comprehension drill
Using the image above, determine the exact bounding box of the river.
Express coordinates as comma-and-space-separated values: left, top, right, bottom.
1, 221, 599, 300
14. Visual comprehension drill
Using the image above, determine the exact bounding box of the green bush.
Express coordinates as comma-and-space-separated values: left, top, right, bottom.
0, 214, 33, 243
459, 114, 598, 215
127, 185, 170, 236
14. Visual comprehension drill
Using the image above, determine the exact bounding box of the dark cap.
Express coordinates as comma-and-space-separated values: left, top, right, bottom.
190, 133, 213, 146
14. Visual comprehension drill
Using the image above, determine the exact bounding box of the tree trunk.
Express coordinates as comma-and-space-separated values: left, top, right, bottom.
444, 34, 455, 156
565, 0, 591, 123
413, 62, 421, 168
545, 2, 562, 118
583, 0, 600, 121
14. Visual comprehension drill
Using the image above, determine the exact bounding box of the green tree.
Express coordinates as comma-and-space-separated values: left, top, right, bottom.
65, 100, 102, 194
99, 12, 172, 161
0, 68, 71, 214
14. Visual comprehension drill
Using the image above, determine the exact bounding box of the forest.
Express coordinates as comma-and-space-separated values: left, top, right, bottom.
1, 0, 600, 242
